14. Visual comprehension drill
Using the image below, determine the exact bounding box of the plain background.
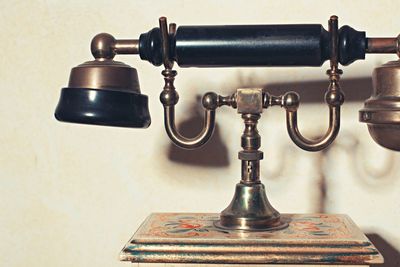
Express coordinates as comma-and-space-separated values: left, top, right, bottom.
1, 1, 400, 266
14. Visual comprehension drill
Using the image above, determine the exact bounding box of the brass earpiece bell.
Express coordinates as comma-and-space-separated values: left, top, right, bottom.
360, 59, 400, 151
55, 33, 151, 128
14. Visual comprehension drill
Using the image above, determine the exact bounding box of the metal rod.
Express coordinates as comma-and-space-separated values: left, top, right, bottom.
159, 17, 174, 69
366, 37, 398, 53
169, 23, 177, 36
114, 39, 139, 54
240, 114, 261, 184
329, 15, 338, 70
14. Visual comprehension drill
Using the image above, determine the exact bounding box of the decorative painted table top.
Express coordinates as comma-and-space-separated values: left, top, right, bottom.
120, 213, 383, 265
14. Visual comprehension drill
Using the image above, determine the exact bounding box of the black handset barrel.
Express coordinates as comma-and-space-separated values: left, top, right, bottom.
139, 24, 366, 67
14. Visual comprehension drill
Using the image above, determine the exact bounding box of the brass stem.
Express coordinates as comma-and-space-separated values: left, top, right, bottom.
329, 15, 338, 70
367, 37, 399, 54
215, 91, 287, 231
240, 114, 261, 184
113, 39, 139, 54
159, 17, 174, 69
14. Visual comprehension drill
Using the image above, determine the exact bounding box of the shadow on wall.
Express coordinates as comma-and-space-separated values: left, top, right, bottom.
167, 99, 230, 167
165, 77, 400, 265
265, 76, 372, 103
368, 233, 400, 267
167, 77, 372, 167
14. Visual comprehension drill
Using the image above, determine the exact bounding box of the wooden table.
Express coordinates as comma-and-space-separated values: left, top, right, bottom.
120, 213, 383, 266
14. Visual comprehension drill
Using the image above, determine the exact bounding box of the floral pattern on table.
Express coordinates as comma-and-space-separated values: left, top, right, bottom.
139, 213, 352, 240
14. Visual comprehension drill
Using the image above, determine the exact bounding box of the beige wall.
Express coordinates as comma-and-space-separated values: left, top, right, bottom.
1, 1, 400, 266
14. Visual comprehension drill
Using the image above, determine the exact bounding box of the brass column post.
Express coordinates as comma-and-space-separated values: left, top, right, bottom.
240, 114, 262, 185
215, 89, 288, 231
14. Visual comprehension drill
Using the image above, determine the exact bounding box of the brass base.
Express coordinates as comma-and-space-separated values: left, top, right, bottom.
215, 182, 288, 231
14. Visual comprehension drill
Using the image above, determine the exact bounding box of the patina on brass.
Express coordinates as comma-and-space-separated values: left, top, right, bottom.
156, 17, 348, 231
360, 59, 400, 151
367, 35, 400, 55
68, 60, 141, 92
160, 69, 217, 149
69, 33, 141, 93
215, 89, 287, 231
283, 16, 345, 152
64, 16, 400, 151
158, 17, 217, 149
90, 33, 139, 59
58, 14, 400, 234
360, 33, 400, 151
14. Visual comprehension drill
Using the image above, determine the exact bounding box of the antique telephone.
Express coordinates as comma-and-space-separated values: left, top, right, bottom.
55, 16, 400, 232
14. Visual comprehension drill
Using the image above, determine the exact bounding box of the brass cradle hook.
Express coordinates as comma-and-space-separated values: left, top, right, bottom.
159, 16, 345, 152
283, 16, 345, 152
159, 17, 218, 149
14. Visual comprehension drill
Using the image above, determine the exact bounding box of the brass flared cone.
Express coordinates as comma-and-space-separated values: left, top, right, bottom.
214, 183, 288, 231
55, 59, 151, 128
360, 60, 400, 151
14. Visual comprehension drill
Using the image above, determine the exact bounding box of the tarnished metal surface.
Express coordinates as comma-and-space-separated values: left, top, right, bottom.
283, 16, 344, 152
159, 17, 218, 149
367, 36, 400, 55
120, 213, 383, 265
90, 33, 140, 59
215, 108, 286, 231
236, 88, 263, 114
215, 183, 287, 231
67, 60, 141, 93
360, 60, 400, 151
160, 69, 217, 149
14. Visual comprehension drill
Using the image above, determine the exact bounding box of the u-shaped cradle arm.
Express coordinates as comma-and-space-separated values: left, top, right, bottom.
282, 90, 343, 152
160, 87, 219, 149
283, 15, 344, 152
158, 17, 217, 149
159, 62, 219, 149
286, 106, 340, 152
163, 105, 216, 149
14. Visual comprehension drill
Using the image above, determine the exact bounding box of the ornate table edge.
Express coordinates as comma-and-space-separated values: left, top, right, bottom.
119, 213, 384, 265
